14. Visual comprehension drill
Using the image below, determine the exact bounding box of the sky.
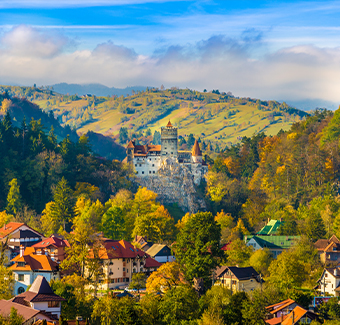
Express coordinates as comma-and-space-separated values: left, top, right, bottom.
1, 0, 340, 106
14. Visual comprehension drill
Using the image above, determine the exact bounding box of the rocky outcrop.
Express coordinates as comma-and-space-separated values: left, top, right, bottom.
135, 158, 206, 213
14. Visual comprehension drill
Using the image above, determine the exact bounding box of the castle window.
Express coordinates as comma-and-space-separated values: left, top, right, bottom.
153, 171, 155, 174
140, 164, 142, 167
165, 147, 167, 150
149, 159, 151, 161
135, 164, 137, 167
149, 171, 151, 174
171, 152, 173, 154
152, 164, 154, 167
136, 171, 138, 174
142, 171, 144, 174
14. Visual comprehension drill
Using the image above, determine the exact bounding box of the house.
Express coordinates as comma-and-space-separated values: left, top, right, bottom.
257, 219, 284, 236
145, 244, 175, 263
0, 222, 44, 263
316, 266, 340, 296
87, 239, 161, 290
133, 235, 153, 251
9, 246, 60, 295
265, 299, 300, 324
32, 234, 70, 262
281, 306, 319, 325
11, 275, 65, 321
214, 266, 263, 293
314, 235, 340, 264
245, 235, 300, 259
0, 276, 64, 324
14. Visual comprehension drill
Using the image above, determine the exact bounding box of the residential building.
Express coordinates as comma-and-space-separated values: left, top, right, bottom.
245, 235, 300, 258
87, 239, 161, 290
214, 266, 263, 293
133, 235, 153, 251
257, 219, 284, 236
0, 276, 64, 324
32, 234, 69, 262
281, 306, 319, 325
9, 246, 60, 295
265, 299, 300, 324
314, 235, 340, 264
317, 266, 340, 296
125, 121, 208, 185
146, 244, 175, 263
0, 222, 44, 263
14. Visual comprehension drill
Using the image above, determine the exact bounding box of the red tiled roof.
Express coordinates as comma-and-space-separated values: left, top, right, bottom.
166, 120, 173, 127
0, 222, 25, 238
127, 140, 135, 148
144, 256, 162, 268
32, 235, 69, 249
89, 239, 147, 260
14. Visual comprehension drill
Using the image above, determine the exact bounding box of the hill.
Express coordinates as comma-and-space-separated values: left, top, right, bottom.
0, 89, 125, 160
0, 85, 310, 154
50, 83, 147, 97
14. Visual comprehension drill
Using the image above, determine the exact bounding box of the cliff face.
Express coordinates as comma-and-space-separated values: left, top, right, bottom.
135, 158, 206, 213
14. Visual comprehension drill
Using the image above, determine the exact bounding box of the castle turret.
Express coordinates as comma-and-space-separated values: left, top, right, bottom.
191, 140, 203, 163
161, 121, 178, 159
126, 140, 135, 163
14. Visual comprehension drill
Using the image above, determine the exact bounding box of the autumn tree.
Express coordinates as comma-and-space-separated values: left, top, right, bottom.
6, 178, 22, 215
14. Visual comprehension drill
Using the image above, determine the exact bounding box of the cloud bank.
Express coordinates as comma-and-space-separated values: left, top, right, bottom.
1, 25, 340, 103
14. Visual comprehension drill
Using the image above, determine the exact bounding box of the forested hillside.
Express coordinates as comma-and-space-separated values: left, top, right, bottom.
0, 85, 309, 153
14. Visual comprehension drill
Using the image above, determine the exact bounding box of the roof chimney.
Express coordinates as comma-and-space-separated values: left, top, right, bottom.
4, 223, 6, 230
19, 245, 25, 257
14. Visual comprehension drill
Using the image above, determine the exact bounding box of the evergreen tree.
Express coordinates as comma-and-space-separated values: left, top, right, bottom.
50, 177, 75, 232
6, 178, 22, 215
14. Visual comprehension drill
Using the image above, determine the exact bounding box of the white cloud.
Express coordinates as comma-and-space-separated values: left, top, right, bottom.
0, 25, 73, 58
0, 27, 340, 103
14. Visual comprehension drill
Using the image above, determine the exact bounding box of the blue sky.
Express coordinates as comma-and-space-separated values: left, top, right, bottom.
1, 0, 340, 105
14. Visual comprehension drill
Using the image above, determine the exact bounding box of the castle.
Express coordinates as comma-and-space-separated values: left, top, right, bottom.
126, 121, 208, 185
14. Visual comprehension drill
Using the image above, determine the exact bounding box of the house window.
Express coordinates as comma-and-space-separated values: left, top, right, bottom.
18, 274, 24, 281
48, 301, 60, 308
135, 164, 137, 167
126, 278, 129, 282
123, 268, 126, 271
17, 287, 25, 294
325, 273, 328, 277
18, 262, 25, 267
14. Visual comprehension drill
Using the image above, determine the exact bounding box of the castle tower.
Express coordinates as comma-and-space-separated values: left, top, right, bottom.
191, 139, 203, 163
126, 140, 135, 163
161, 121, 178, 159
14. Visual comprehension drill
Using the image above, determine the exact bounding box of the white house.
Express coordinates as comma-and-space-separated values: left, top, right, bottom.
9, 246, 60, 295
11, 275, 65, 321
317, 267, 340, 296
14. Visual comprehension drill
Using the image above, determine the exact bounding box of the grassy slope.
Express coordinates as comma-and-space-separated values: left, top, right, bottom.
0, 85, 308, 148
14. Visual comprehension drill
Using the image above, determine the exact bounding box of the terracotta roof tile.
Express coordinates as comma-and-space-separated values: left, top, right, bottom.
281, 306, 308, 325
0, 222, 25, 238
144, 256, 162, 268
191, 140, 202, 156
32, 236, 69, 249
166, 120, 173, 127
10, 254, 58, 271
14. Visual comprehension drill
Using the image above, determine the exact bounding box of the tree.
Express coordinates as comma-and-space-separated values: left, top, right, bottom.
132, 205, 176, 243
92, 296, 140, 325
0, 265, 14, 300
146, 262, 185, 293
101, 206, 125, 240
50, 177, 75, 232
249, 248, 273, 276
0, 307, 24, 325
129, 272, 146, 293
175, 212, 223, 286
119, 127, 129, 144
6, 178, 22, 215
0, 211, 12, 228
227, 238, 253, 266
159, 285, 200, 325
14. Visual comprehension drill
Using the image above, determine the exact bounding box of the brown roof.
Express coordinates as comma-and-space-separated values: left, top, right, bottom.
166, 120, 173, 127
0, 299, 40, 322
0, 222, 25, 238
281, 306, 317, 325
315, 235, 340, 251
127, 140, 135, 148
13, 276, 65, 303
191, 140, 202, 156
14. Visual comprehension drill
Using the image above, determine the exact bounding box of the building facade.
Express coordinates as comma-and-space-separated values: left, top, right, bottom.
126, 121, 208, 185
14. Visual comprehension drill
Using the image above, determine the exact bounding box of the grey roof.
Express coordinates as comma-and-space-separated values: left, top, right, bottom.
215, 266, 261, 281
29, 275, 55, 294
146, 244, 170, 257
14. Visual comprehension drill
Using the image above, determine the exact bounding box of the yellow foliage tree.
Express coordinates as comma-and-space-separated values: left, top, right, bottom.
146, 262, 185, 293
1, 99, 12, 114
176, 212, 192, 231
0, 211, 12, 228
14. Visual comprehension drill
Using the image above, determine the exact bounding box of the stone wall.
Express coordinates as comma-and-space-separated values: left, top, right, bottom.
135, 158, 207, 213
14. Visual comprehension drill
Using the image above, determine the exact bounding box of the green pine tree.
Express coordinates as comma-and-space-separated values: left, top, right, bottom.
6, 178, 22, 215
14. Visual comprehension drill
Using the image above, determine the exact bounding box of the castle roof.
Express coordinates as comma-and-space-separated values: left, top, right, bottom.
191, 140, 202, 156
127, 140, 135, 148
166, 120, 173, 127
